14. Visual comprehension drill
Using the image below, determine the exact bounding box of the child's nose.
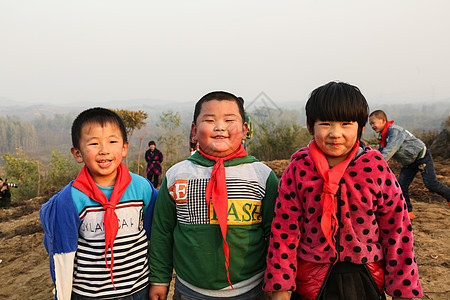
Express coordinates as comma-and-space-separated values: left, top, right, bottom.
329, 126, 342, 137
99, 143, 110, 154
214, 120, 226, 130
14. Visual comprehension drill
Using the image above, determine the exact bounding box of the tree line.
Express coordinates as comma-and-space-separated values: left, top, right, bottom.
0, 106, 446, 202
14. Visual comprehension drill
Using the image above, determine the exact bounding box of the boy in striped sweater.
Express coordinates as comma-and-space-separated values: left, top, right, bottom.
40, 107, 158, 299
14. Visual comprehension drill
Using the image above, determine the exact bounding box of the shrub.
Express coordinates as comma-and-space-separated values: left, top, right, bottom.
248, 122, 311, 161
46, 150, 81, 191
1, 150, 40, 201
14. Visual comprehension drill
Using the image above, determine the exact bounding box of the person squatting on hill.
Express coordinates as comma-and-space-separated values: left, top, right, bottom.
148, 91, 279, 299
369, 110, 450, 217
40, 107, 158, 300
145, 140, 164, 188
264, 82, 422, 300
0, 178, 11, 209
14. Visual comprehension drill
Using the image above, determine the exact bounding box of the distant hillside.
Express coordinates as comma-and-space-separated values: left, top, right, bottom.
1, 97, 448, 162
2, 97, 449, 131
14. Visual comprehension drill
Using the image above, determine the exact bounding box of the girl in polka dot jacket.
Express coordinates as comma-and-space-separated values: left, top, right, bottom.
264, 82, 422, 300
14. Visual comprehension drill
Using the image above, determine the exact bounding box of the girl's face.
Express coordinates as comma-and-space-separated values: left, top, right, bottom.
309, 120, 364, 167
191, 100, 248, 157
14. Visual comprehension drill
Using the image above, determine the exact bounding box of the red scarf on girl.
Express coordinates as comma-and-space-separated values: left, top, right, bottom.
308, 140, 360, 260
199, 144, 248, 288
380, 120, 394, 148
72, 163, 132, 290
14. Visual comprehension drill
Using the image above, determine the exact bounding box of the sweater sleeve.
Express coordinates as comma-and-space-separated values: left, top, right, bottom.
262, 171, 279, 239
143, 179, 159, 240
39, 183, 81, 300
148, 176, 177, 285
264, 162, 302, 292
376, 163, 423, 298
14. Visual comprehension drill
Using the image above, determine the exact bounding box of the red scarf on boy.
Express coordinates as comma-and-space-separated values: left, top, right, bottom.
72, 163, 132, 290
199, 144, 248, 288
308, 140, 360, 260
380, 120, 394, 148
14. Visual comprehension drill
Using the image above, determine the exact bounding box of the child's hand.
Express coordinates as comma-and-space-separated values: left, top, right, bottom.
149, 285, 168, 300
271, 291, 290, 300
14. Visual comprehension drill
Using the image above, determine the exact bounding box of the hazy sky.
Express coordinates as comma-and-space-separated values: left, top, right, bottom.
1, 0, 449, 107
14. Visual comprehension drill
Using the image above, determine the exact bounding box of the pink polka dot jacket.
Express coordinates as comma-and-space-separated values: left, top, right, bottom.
264, 145, 423, 299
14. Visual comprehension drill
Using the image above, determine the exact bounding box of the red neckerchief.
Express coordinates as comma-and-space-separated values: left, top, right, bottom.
199, 144, 248, 288
380, 120, 394, 148
72, 163, 132, 290
308, 140, 360, 262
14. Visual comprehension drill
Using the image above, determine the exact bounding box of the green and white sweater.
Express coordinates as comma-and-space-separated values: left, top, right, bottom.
149, 152, 278, 297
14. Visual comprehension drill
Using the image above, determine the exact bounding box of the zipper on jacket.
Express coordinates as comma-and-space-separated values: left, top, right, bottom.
363, 264, 386, 299
335, 187, 342, 261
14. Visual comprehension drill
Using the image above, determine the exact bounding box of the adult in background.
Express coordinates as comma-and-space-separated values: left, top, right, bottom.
0, 178, 11, 209
145, 141, 163, 188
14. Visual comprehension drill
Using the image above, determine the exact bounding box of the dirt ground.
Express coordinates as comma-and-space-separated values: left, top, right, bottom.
0, 157, 448, 300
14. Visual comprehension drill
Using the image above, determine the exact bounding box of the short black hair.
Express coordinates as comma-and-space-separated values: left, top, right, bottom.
193, 91, 245, 124
305, 81, 369, 138
148, 140, 156, 147
369, 110, 388, 121
71, 107, 127, 149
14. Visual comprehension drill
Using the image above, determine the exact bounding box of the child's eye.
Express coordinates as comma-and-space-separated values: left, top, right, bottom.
88, 142, 98, 146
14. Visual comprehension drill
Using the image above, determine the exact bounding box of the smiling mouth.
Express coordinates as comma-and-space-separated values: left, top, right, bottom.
98, 159, 112, 167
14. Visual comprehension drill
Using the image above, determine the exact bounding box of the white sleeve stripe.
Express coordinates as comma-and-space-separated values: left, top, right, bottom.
54, 251, 76, 300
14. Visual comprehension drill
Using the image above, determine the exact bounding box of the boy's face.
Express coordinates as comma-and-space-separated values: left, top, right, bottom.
191, 100, 248, 158
71, 121, 129, 186
309, 120, 363, 167
368, 116, 386, 133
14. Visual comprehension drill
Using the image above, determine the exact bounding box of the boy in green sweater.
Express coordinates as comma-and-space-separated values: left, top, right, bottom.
149, 91, 278, 299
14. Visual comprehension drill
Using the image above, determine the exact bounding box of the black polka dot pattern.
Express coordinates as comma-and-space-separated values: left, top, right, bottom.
264, 146, 422, 298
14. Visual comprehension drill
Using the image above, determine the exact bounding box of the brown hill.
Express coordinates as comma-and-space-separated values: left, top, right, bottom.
0, 158, 449, 299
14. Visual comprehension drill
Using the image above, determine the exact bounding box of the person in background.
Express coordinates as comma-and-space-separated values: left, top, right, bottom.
369, 110, 450, 218
265, 82, 422, 300
149, 91, 278, 300
145, 141, 164, 188
0, 178, 11, 209
40, 107, 158, 299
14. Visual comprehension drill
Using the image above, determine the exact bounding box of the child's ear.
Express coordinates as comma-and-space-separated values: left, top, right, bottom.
122, 141, 129, 158
242, 122, 249, 140
71, 147, 84, 163
361, 125, 367, 135
307, 123, 314, 135
190, 122, 198, 142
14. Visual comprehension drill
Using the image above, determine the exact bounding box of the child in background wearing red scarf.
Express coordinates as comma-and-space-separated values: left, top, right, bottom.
369, 110, 450, 219
149, 91, 278, 300
264, 82, 422, 300
40, 108, 158, 300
